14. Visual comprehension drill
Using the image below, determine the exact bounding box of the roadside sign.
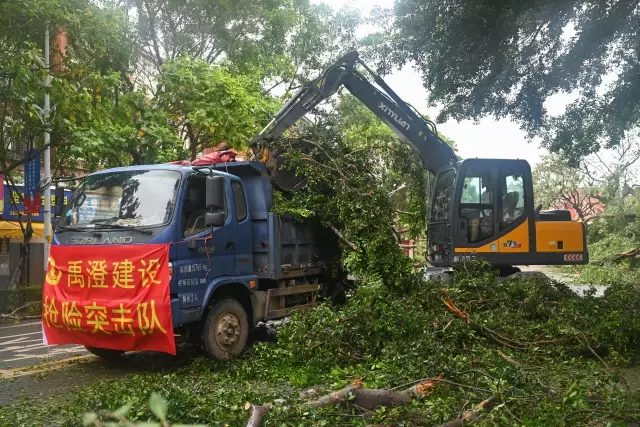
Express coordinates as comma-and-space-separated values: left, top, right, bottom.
23, 149, 41, 214
2, 185, 71, 221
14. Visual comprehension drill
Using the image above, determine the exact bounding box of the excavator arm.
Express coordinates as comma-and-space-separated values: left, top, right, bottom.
252, 51, 457, 177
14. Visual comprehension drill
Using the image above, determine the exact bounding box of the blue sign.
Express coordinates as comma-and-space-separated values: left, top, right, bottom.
23, 149, 41, 213
2, 185, 72, 222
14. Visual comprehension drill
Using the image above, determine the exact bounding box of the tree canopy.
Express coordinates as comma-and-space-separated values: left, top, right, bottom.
0, 0, 137, 176
533, 132, 640, 222
375, 0, 640, 164
119, 0, 362, 94
155, 58, 277, 160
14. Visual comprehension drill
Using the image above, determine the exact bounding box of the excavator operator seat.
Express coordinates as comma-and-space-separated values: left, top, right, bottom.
502, 191, 519, 224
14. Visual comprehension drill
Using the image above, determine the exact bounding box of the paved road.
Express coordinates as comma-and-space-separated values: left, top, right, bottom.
0, 320, 89, 373
0, 320, 200, 407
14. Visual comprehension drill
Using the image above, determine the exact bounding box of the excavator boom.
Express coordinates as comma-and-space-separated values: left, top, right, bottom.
252, 51, 457, 176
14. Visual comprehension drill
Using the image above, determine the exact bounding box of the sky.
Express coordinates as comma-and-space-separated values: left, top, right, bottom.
310, 0, 562, 167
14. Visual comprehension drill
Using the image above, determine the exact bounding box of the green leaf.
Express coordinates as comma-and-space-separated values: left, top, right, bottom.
112, 402, 132, 418
82, 412, 98, 426
149, 392, 168, 421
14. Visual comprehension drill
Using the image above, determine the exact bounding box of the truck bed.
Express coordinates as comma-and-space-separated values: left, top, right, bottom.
212, 161, 338, 281
252, 213, 334, 279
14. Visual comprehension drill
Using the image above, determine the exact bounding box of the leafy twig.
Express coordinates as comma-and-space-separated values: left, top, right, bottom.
330, 224, 358, 251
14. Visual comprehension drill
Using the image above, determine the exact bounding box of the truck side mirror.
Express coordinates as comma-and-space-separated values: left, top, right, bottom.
206, 175, 225, 211
205, 211, 225, 228
54, 186, 65, 217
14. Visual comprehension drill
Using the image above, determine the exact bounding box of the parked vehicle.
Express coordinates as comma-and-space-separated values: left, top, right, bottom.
53, 161, 341, 360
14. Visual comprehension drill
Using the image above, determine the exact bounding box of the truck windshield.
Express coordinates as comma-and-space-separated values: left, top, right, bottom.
59, 170, 181, 228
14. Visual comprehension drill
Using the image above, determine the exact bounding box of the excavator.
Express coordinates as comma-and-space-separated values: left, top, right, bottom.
250, 51, 588, 275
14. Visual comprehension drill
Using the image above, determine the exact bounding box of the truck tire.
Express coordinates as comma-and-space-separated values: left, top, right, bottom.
85, 346, 125, 359
330, 282, 347, 305
203, 298, 249, 361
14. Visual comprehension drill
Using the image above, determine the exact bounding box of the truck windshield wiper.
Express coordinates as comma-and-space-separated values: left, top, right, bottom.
56, 225, 101, 236
91, 222, 153, 235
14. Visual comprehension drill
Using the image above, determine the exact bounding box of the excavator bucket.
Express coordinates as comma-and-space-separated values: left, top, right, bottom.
251, 139, 309, 192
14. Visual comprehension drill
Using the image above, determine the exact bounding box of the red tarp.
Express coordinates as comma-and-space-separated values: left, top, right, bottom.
168, 149, 237, 166
42, 244, 176, 354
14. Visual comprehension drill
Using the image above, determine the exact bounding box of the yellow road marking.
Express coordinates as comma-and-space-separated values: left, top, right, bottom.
0, 354, 96, 378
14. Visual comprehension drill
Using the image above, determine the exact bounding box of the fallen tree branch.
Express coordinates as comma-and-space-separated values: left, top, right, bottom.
245, 377, 442, 426
307, 384, 360, 409
309, 376, 442, 410
245, 403, 271, 427
0, 141, 54, 176
244, 402, 271, 427
0, 301, 41, 320
0, 314, 41, 320
574, 328, 630, 392
589, 245, 640, 265
307, 379, 438, 410
611, 247, 640, 263
395, 210, 417, 216
330, 224, 358, 251
498, 350, 523, 369
389, 374, 443, 391
442, 298, 564, 351
299, 386, 321, 399
437, 396, 498, 427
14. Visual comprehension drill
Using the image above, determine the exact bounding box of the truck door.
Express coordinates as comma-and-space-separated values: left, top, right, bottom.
176, 175, 235, 311
230, 180, 253, 275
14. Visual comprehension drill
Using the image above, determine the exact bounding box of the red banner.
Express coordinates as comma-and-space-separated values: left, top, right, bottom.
42, 244, 176, 355
23, 191, 41, 214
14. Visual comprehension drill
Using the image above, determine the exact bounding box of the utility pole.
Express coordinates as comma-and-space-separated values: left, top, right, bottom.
43, 25, 51, 272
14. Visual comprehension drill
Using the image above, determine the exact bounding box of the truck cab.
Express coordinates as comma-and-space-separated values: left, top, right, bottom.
54, 161, 340, 360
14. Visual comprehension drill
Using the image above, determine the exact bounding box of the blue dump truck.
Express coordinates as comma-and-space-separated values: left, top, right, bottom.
53, 161, 341, 360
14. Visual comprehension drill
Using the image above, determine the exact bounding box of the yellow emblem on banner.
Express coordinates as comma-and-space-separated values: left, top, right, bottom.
46, 256, 62, 285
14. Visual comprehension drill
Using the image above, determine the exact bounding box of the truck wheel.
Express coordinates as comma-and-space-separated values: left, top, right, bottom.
330, 283, 347, 305
203, 299, 249, 361
85, 346, 124, 359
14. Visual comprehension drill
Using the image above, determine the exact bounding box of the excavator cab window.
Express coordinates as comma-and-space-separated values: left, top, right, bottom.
432, 169, 456, 222
498, 170, 526, 231
459, 169, 496, 243
428, 168, 456, 263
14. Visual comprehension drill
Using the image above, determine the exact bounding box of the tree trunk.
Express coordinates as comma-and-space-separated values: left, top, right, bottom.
5, 176, 33, 289
9, 219, 32, 289
190, 136, 198, 161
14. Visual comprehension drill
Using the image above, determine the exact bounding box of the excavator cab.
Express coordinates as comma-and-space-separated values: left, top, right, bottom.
428, 158, 589, 269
